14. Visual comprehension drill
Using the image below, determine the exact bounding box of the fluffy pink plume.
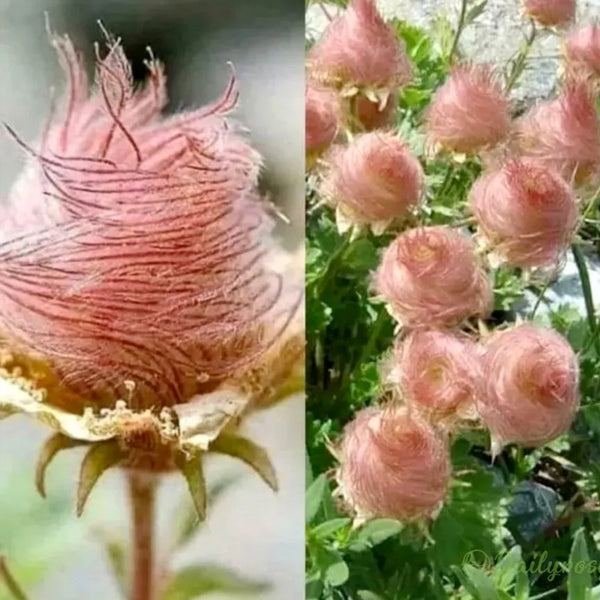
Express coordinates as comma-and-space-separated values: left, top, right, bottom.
523, 0, 575, 27
305, 84, 339, 153
392, 330, 482, 425
337, 406, 450, 521
469, 159, 578, 268
477, 324, 579, 449
515, 78, 600, 184
425, 64, 510, 154
565, 24, 600, 78
0, 32, 297, 410
307, 0, 412, 91
324, 132, 424, 227
375, 226, 492, 329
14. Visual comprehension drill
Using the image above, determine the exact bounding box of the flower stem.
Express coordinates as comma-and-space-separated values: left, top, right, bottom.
0, 557, 30, 600
449, 0, 468, 63
572, 244, 600, 353
128, 472, 156, 600
505, 21, 537, 93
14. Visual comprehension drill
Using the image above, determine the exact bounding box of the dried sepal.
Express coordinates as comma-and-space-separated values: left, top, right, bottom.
175, 451, 207, 522
77, 440, 126, 516
35, 432, 88, 497
210, 433, 278, 492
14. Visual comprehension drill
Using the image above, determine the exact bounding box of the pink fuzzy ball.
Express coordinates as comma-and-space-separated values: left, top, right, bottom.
565, 24, 600, 78
477, 324, 579, 449
305, 84, 340, 153
523, 0, 575, 27
469, 159, 578, 268
375, 226, 493, 329
337, 406, 451, 521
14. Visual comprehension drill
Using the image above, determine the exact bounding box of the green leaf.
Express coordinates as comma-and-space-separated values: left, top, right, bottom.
493, 546, 523, 589
315, 547, 349, 588
514, 568, 529, 600
35, 433, 87, 498
568, 528, 591, 600
465, 0, 487, 25
348, 519, 403, 551
310, 518, 351, 540
305, 575, 323, 600
175, 452, 207, 522
306, 474, 328, 524
462, 565, 500, 600
357, 592, 387, 600
76, 440, 125, 516
161, 565, 269, 600
210, 433, 277, 491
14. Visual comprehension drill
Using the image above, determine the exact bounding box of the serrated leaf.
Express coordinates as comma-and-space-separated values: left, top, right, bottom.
77, 440, 125, 516
175, 452, 206, 522
306, 474, 328, 524
35, 433, 87, 498
568, 528, 591, 600
161, 565, 269, 600
210, 433, 277, 491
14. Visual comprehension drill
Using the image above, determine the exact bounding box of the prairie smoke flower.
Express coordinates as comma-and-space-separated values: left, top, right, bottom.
477, 324, 579, 451
565, 24, 600, 78
515, 79, 600, 184
324, 132, 424, 233
307, 0, 411, 96
375, 226, 493, 329
425, 64, 510, 155
336, 406, 450, 522
523, 0, 575, 27
390, 330, 482, 425
0, 31, 300, 507
469, 159, 578, 268
305, 84, 339, 155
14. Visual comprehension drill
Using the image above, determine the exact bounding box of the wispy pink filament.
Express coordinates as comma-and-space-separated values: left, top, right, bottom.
305, 84, 339, 152
0, 32, 295, 410
469, 159, 578, 268
477, 324, 579, 448
565, 24, 600, 78
375, 226, 492, 329
307, 0, 412, 90
337, 406, 450, 521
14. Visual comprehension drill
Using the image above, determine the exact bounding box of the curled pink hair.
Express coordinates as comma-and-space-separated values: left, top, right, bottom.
523, 0, 575, 27
565, 24, 600, 78
469, 159, 578, 268
305, 84, 339, 153
375, 226, 493, 329
425, 64, 510, 154
477, 324, 579, 449
515, 78, 600, 184
392, 330, 482, 425
324, 132, 424, 227
307, 0, 412, 91
0, 31, 298, 411
337, 406, 450, 521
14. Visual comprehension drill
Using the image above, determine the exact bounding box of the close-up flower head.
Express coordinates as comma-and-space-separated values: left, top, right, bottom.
477, 324, 579, 452
523, 0, 576, 28
305, 83, 340, 159
375, 226, 493, 329
469, 159, 579, 268
425, 64, 510, 155
336, 405, 451, 522
564, 23, 600, 78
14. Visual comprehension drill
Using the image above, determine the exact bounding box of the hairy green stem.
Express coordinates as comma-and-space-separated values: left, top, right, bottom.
449, 0, 468, 63
572, 244, 600, 353
0, 558, 30, 600
505, 21, 537, 92
129, 472, 157, 600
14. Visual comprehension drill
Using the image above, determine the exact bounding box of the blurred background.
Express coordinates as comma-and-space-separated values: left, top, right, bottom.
0, 0, 304, 598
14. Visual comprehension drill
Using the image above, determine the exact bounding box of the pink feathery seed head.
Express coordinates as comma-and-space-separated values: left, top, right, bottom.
425, 64, 510, 155
336, 405, 451, 521
305, 84, 340, 153
392, 330, 482, 425
374, 226, 493, 329
477, 324, 579, 450
0, 29, 294, 412
515, 77, 600, 184
324, 132, 424, 228
523, 0, 575, 27
307, 0, 412, 92
565, 24, 600, 78
469, 159, 578, 268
